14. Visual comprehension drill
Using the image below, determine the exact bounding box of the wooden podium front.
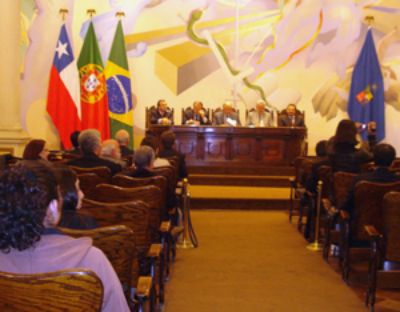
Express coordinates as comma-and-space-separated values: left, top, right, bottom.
150, 125, 307, 168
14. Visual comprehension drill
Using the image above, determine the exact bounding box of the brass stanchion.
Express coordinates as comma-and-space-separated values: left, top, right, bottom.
177, 179, 196, 249
307, 180, 323, 251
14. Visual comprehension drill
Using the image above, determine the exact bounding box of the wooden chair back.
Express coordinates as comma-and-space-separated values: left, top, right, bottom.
69, 166, 111, 183
77, 173, 104, 194
353, 181, 400, 241
112, 175, 167, 210
333, 171, 357, 208
293, 156, 319, 186
152, 165, 177, 209
80, 199, 151, 286
86, 184, 163, 238
0, 269, 103, 312
383, 192, 400, 262
59, 225, 135, 296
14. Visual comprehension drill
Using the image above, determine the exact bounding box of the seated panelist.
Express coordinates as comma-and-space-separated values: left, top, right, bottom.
183, 101, 209, 125
247, 100, 273, 127
150, 99, 173, 125
212, 101, 241, 126
278, 103, 305, 127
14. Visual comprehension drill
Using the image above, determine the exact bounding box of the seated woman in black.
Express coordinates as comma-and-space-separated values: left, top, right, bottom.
57, 167, 97, 229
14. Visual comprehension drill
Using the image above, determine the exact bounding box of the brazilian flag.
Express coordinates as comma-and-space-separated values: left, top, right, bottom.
105, 20, 133, 146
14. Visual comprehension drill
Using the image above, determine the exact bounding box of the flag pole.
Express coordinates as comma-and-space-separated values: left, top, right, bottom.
59, 8, 68, 21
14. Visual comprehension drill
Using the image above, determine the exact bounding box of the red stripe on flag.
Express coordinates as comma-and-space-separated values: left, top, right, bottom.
47, 66, 81, 149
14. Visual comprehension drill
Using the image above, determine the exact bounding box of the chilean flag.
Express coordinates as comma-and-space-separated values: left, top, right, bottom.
47, 24, 81, 149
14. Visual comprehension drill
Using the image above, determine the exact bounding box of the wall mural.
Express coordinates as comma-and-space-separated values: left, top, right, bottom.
21, 0, 400, 152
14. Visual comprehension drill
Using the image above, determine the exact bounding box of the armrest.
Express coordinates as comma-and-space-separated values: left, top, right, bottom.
136, 276, 152, 299
159, 221, 171, 233
147, 243, 162, 258
364, 225, 381, 238
340, 210, 350, 220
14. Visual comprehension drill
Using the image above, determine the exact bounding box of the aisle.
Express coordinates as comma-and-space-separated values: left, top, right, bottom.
164, 210, 365, 312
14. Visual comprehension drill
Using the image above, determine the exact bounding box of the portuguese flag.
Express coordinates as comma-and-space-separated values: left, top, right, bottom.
105, 20, 133, 146
77, 21, 110, 140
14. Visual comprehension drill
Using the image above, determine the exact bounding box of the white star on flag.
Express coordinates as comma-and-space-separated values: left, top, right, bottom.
55, 40, 69, 59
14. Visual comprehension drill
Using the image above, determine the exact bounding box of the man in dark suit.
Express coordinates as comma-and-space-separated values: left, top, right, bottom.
212, 101, 241, 126
278, 103, 305, 127
159, 130, 188, 179
114, 129, 133, 157
67, 129, 122, 176
341, 143, 400, 217
183, 101, 209, 125
150, 99, 173, 125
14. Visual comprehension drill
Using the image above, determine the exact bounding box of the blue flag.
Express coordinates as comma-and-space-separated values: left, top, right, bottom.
348, 29, 384, 141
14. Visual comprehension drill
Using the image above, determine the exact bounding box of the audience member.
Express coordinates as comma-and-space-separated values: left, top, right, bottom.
0, 164, 129, 312
140, 135, 170, 167
68, 131, 81, 155
159, 130, 188, 179
183, 101, 209, 125
128, 146, 156, 178
23, 139, 49, 161
341, 143, 400, 218
247, 99, 272, 127
67, 129, 121, 175
328, 119, 372, 173
278, 103, 305, 127
114, 129, 133, 157
56, 167, 97, 230
150, 99, 173, 125
213, 101, 241, 126
101, 139, 126, 168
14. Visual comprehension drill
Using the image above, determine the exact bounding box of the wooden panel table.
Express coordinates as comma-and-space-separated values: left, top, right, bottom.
150, 125, 307, 169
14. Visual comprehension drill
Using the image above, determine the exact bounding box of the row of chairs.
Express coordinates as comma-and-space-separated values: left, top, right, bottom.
0, 157, 184, 312
289, 157, 400, 311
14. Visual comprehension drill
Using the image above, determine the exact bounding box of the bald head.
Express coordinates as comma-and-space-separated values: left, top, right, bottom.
222, 101, 233, 114
101, 139, 121, 160
256, 100, 266, 113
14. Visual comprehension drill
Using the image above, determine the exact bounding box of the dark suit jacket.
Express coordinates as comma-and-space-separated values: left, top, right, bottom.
127, 168, 156, 178
278, 114, 305, 127
67, 153, 122, 176
329, 143, 372, 174
159, 148, 188, 178
341, 167, 400, 216
212, 111, 241, 126
150, 108, 173, 125
183, 108, 209, 125
120, 145, 133, 157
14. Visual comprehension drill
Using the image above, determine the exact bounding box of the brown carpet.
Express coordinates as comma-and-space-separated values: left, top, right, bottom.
164, 210, 366, 312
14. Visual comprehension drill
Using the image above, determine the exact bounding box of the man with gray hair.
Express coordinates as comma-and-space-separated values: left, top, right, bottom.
67, 129, 122, 175
212, 100, 241, 126
114, 129, 133, 157
127, 146, 155, 178
247, 99, 273, 127
101, 139, 126, 168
